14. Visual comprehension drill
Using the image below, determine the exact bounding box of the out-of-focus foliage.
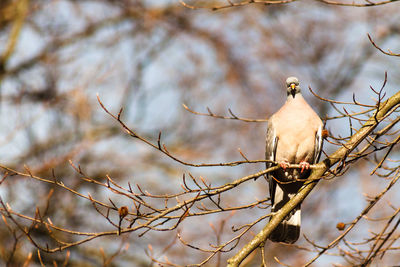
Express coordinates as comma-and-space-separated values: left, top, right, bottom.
0, 0, 400, 266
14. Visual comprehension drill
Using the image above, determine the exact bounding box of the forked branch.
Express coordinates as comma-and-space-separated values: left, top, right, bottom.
227, 89, 400, 267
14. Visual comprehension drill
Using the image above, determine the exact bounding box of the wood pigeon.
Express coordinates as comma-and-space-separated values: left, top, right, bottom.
265, 77, 323, 243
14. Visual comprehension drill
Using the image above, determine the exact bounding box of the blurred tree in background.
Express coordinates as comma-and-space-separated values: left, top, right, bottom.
0, 0, 400, 266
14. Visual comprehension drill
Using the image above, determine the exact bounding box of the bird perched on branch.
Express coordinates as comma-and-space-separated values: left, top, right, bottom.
265, 77, 323, 243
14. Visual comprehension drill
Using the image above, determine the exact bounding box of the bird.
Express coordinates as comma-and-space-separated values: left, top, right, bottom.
265, 76, 323, 243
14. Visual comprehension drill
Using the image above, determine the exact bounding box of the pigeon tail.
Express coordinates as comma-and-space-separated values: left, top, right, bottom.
269, 184, 301, 244
269, 207, 301, 244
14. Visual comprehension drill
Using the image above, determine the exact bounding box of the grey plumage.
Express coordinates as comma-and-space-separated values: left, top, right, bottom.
266, 77, 323, 243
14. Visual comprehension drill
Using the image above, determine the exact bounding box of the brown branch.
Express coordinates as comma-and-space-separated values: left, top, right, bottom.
182, 103, 267, 122
180, 0, 399, 10
98, 95, 274, 167
0, 162, 281, 252
362, 206, 400, 264
179, 0, 297, 11
227, 89, 400, 267
304, 171, 400, 266
316, 0, 400, 7
368, 33, 400, 57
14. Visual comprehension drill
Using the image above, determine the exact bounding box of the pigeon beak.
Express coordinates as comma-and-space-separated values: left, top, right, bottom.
290, 83, 296, 97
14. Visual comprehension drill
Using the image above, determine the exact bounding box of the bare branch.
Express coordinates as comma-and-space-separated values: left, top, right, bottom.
227, 89, 400, 267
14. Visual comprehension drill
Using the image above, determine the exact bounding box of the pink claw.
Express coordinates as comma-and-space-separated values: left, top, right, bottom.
279, 160, 290, 170
299, 161, 310, 173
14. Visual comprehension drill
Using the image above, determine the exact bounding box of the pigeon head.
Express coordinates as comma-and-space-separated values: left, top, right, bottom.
285, 77, 300, 98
